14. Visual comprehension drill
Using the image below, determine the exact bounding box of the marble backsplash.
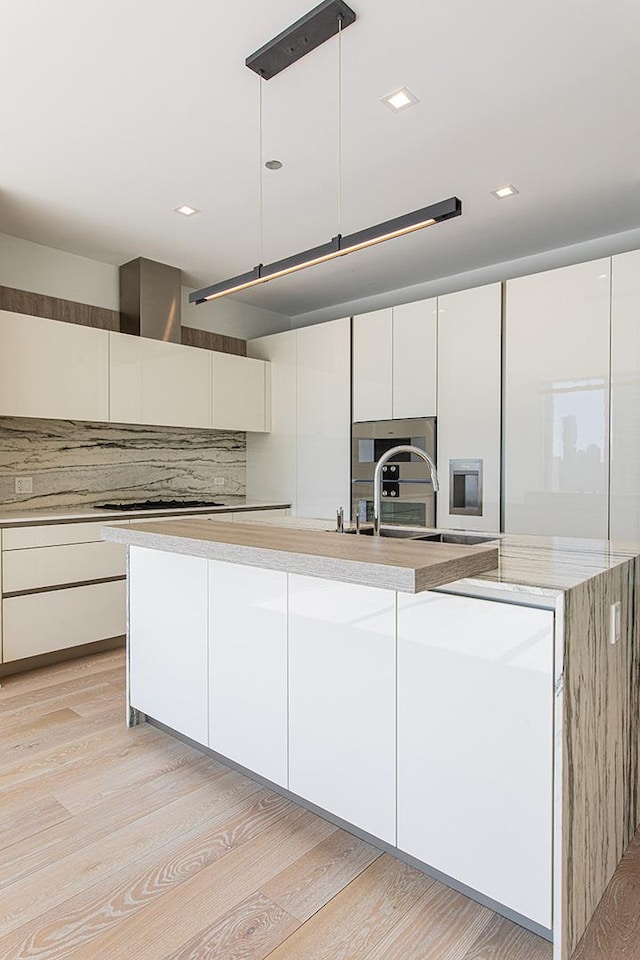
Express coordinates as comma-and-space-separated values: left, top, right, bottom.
0, 417, 246, 509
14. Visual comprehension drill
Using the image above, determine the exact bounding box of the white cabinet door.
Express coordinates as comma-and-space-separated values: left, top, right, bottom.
247, 330, 297, 507
437, 284, 502, 531
3, 579, 126, 661
352, 309, 393, 422
2, 540, 125, 592
208, 561, 287, 786
109, 331, 211, 429
504, 260, 610, 537
610, 250, 640, 540
397, 590, 554, 928
288, 575, 396, 843
392, 299, 437, 418
211, 352, 269, 432
129, 546, 208, 745
0, 311, 109, 422
297, 318, 350, 520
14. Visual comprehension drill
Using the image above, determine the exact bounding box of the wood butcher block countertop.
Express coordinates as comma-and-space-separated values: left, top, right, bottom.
102, 518, 500, 593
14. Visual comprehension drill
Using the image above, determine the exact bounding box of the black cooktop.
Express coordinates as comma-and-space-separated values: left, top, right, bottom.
94, 500, 225, 511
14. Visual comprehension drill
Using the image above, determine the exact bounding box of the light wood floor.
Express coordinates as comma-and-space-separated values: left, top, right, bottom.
0, 650, 635, 960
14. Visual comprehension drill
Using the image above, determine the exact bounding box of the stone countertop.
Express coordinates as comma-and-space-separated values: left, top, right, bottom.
0, 500, 290, 529
231, 516, 640, 598
102, 517, 500, 594
103, 512, 640, 600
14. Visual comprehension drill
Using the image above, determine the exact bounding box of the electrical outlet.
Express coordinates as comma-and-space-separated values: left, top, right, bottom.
213, 477, 225, 486
610, 601, 621, 645
15, 477, 33, 494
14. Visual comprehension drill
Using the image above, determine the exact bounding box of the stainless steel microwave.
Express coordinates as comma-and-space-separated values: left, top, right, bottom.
351, 417, 437, 526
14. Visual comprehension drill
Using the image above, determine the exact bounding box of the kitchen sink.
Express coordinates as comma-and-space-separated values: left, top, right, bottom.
342, 527, 498, 545
418, 532, 499, 546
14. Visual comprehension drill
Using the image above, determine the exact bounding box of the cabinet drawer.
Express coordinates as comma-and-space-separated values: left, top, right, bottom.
2, 580, 126, 662
3, 540, 126, 593
3, 521, 109, 551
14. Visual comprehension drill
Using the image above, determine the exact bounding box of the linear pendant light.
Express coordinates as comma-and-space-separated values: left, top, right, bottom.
190, 0, 462, 306
190, 198, 462, 303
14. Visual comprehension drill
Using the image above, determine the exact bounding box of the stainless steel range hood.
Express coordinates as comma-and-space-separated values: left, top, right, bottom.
119, 257, 182, 343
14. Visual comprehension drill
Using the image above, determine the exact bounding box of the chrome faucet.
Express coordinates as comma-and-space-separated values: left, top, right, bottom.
373, 445, 439, 536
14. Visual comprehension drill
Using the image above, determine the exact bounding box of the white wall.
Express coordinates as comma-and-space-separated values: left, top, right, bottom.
291, 225, 640, 328
0, 232, 119, 309
0, 231, 292, 341
180, 287, 292, 341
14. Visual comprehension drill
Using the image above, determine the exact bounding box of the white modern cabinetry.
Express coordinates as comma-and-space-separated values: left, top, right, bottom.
504, 260, 610, 537
247, 330, 297, 507
0, 311, 109, 422
610, 250, 640, 540
392, 299, 437, 419
353, 301, 437, 422
1, 520, 126, 663
129, 546, 208, 745
397, 590, 554, 928
211, 352, 269, 432
3, 581, 126, 661
2, 539, 125, 593
437, 284, 502, 531
352, 308, 393, 421
109, 331, 211, 429
247, 321, 349, 519
208, 561, 287, 786
297, 318, 351, 519
288, 575, 396, 843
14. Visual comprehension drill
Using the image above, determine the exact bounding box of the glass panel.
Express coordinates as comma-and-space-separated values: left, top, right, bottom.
355, 499, 427, 526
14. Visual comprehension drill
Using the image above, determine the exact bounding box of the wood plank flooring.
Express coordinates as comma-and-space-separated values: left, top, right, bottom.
0, 649, 635, 960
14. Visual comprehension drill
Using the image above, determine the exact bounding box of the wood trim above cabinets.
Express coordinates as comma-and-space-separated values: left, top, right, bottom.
0, 285, 120, 331
181, 325, 246, 357
0, 286, 248, 357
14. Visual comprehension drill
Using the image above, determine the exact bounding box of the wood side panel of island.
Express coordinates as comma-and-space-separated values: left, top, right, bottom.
559, 558, 640, 959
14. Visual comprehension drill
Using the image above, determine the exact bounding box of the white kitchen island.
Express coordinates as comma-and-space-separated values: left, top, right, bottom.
102, 516, 640, 960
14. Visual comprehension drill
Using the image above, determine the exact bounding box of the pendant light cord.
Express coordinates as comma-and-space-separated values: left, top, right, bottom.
259, 74, 264, 266
337, 14, 343, 238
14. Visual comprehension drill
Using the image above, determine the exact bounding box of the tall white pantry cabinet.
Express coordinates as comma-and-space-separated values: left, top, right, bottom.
247, 318, 351, 520
610, 249, 640, 541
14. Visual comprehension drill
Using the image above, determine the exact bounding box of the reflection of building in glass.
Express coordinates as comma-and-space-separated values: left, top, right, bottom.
546, 379, 607, 493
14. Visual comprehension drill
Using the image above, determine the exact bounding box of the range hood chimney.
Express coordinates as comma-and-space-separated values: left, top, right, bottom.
119, 257, 182, 342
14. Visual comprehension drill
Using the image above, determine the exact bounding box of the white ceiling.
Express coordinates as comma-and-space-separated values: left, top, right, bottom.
1, 0, 640, 318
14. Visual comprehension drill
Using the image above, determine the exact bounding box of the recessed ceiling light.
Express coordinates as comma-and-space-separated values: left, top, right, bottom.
265, 159, 283, 170
381, 87, 419, 113
491, 184, 519, 199
174, 204, 200, 216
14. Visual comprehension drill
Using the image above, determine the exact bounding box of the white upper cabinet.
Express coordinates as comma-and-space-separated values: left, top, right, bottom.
610, 250, 640, 540
297, 318, 351, 519
352, 308, 393, 421
437, 284, 502, 531
0, 311, 109, 422
247, 330, 297, 506
109, 330, 211, 429
353, 301, 437, 422
211, 352, 269, 432
504, 260, 611, 537
392, 299, 437, 419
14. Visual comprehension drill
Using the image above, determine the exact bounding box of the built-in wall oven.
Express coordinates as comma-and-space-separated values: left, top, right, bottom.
352, 417, 437, 526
